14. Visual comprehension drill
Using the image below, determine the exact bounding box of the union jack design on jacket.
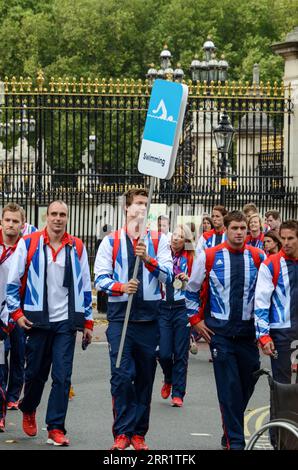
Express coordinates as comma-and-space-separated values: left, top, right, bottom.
186, 241, 266, 337
0, 235, 20, 335
196, 228, 227, 254
21, 223, 38, 236
6, 229, 93, 331
245, 233, 265, 250
254, 250, 298, 346
94, 228, 173, 321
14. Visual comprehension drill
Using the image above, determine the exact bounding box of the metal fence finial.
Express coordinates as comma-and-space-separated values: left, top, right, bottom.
37, 69, 44, 92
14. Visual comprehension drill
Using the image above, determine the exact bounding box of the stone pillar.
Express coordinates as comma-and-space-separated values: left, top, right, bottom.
272, 27, 298, 187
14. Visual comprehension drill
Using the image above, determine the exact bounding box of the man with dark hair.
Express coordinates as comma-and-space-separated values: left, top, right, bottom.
0, 203, 37, 413
265, 210, 281, 234
255, 219, 298, 384
186, 210, 266, 450
94, 187, 172, 450
196, 205, 228, 252
6, 200, 93, 446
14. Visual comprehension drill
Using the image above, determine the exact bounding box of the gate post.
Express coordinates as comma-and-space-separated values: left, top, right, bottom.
272, 27, 298, 187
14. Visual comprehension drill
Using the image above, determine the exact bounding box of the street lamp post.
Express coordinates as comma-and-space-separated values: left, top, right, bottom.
190, 38, 229, 84
146, 45, 185, 83
213, 111, 235, 206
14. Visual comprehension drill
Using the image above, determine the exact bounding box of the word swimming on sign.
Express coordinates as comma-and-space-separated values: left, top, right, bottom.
143, 152, 166, 167
138, 79, 188, 180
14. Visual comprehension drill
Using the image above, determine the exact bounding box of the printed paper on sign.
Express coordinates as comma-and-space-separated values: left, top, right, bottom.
138, 79, 188, 180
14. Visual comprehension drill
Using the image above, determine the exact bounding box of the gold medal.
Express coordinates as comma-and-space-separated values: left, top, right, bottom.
173, 278, 183, 290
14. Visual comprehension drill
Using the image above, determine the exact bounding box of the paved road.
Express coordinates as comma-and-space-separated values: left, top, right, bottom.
0, 321, 271, 451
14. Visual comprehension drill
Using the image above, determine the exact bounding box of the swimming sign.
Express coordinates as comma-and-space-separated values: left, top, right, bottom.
138, 79, 188, 180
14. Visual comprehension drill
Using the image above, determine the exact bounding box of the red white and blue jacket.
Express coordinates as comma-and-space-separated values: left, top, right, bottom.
94, 228, 173, 321
6, 229, 93, 332
21, 223, 38, 236
254, 250, 298, 345
186, 241, 266, 337
245, 233, 265, 250
0, 236, 19, 337
196, 228, 227, 253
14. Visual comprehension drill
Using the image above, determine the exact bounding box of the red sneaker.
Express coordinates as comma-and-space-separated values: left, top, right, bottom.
161, 382, 172, 399
131, 435, 149, 451
110, 434, 131, 450
47, 429, 70, 446
22, 411, 37, 436
0, 418, 5, 432
171, 397, 183, 407
7, 401, 19, 410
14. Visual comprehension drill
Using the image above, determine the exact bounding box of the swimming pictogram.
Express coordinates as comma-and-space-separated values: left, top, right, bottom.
148, 99, 177, 123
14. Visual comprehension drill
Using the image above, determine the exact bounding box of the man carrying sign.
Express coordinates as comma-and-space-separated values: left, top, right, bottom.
94, 188, 172, 450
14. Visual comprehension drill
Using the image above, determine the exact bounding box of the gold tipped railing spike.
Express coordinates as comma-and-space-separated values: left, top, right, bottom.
11, 76, 17, 93
0, 73, 287, 99
144, 78, 150, 95
26, 77, 32, 92
87, 77, 92, 93
37, 69, 44, 93
65, 77, 70, 93
57, 77, 63, 93
266, 81, 271, 97
130, 78, 135, 94
19, 77, 24, 92
137, 79, 142, 94
49, 77, 55, 93
94, 78, 99, 93
4, 77, 9, 93
72, 77, 77, 93
79, 77, 84, 93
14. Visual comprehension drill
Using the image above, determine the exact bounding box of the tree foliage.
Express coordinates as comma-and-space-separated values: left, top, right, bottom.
0, 0, 297, 81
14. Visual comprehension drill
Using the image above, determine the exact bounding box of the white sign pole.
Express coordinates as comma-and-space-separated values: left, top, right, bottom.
116, 176, 156, 368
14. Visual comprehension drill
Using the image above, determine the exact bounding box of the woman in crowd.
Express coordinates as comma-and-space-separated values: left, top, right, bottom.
263, 230, 282, 256
159, 224, 195, 407
202, 216, 214, 233
246, 213, 265, 249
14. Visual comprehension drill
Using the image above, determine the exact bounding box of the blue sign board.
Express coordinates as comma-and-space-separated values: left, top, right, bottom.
138, 79, 188, 179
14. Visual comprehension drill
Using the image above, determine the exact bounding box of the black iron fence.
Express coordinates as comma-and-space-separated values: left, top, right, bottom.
0, 73, 296, 263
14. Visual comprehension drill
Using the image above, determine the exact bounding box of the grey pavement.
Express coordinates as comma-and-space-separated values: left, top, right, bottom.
0, 320, 271, 451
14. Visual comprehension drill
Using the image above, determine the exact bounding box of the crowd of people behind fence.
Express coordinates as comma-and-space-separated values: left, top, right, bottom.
0, 193, 297, 450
